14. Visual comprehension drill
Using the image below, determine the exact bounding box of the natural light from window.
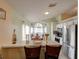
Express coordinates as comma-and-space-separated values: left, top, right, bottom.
22, 23, 47, 41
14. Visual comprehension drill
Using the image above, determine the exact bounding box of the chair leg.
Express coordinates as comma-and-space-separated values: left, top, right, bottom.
45, 53, 48, 59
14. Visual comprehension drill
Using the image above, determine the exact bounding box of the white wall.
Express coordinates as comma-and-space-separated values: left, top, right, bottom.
0, 0, 24, 45
12, 22, 22, 43
0, 0, 14, 45
50, 22, 53, 40
46, 22, 57, 41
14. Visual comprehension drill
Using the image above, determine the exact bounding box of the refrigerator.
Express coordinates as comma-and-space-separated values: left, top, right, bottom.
62, 24, 77, 59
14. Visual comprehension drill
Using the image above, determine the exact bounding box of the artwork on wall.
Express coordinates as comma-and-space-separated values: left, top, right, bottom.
0, 8, 6, 20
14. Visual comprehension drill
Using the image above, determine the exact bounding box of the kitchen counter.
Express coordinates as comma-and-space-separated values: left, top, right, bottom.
1, 40, 61, 59
1, 40, 60, 48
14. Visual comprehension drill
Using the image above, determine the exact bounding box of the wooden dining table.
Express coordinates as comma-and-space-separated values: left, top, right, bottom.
1, 40, 61, 59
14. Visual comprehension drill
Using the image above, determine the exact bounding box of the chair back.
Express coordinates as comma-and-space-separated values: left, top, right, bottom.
24, 46, 41, 59
46, 45, 62, 58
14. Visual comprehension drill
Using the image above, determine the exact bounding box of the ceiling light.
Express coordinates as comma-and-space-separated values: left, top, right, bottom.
44, 12, 49, 15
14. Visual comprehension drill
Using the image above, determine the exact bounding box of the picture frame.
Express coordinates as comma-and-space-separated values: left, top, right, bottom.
0, 8, 6, 20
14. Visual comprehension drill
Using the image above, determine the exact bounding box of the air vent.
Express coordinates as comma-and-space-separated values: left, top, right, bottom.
48, 3, 56, 7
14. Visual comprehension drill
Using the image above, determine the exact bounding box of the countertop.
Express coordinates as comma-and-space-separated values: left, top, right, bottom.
1, 40, 61, 48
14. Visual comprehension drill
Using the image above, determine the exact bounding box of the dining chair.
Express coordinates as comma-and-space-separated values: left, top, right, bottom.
24, 46, 41, 59
45, 45, 62, 59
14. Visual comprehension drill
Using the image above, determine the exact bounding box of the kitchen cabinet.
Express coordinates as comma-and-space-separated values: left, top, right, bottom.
56, 16, 77, 59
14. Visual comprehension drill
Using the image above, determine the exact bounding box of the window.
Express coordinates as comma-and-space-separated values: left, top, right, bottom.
44, 26, 47, 33
22, 23, 47, 40
34, 23, 43, 34
31, 23, 47, 36
25, 25, 30, 34
22, 24, 30, 41
22, 24, 25, 41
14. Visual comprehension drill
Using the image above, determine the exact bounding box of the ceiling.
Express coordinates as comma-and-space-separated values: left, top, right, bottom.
6, 0, 77, 22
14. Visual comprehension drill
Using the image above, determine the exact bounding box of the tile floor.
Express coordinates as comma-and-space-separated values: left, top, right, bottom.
59, 48, 69, 59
